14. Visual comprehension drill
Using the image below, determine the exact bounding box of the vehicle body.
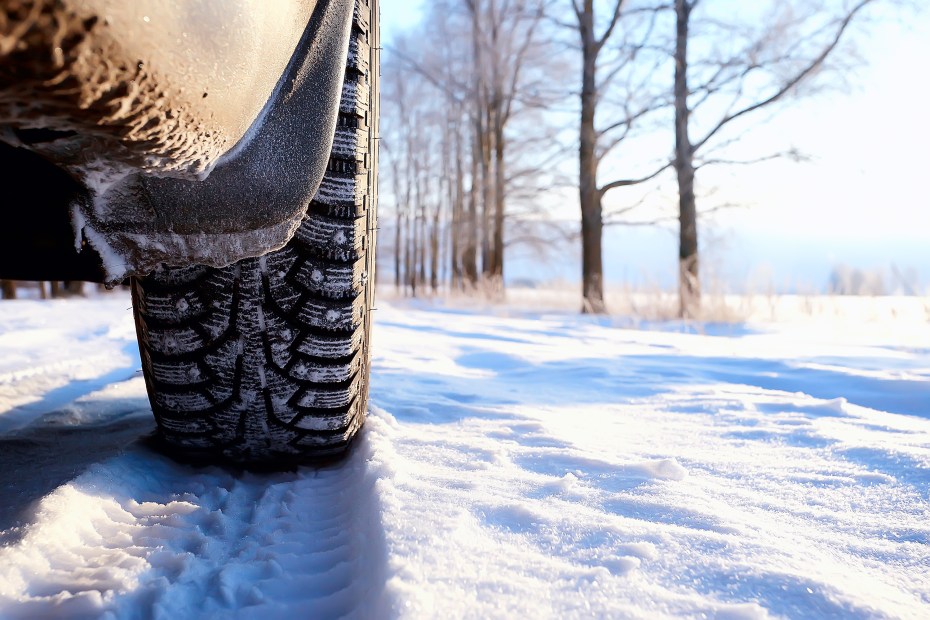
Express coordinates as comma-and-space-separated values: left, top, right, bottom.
0, 0, 379, 464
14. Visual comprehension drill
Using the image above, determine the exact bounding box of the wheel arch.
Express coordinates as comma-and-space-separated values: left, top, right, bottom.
0, 0, 356, 283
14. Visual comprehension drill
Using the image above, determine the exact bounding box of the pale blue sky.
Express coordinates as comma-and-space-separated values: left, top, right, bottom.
715, 10, 930, 240
381, 2, 928, 233
381, 0, 425, 42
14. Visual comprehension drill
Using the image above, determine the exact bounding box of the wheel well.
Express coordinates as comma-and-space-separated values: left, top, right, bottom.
0, 140, 105, 282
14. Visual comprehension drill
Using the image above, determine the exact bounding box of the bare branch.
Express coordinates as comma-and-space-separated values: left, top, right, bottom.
599, 162, 672, 197
604, 216, 676, 227
595, 0, 627, 53
386, 45, 467, 105
692, 0, 874, 153
695, 148, 807, 170
502, 1, 545, 123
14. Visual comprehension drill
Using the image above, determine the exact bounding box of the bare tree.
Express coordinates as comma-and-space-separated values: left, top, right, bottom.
568, 0, 666, 313
672, 0, 876, 317
466, 0, 546, 292
383, 0, 559, 298
382, 6, 478, 293
381, 40, 439, 297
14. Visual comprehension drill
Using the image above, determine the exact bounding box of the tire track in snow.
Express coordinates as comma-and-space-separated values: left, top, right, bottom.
0, 427, 391, 618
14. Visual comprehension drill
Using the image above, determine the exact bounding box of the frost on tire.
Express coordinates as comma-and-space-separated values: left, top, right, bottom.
131, 0, 378, 465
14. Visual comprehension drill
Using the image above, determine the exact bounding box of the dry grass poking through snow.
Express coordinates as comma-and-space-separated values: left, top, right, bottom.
379, 283, 930, 326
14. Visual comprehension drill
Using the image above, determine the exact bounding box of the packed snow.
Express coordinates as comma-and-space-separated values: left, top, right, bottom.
0, 293, 929, 618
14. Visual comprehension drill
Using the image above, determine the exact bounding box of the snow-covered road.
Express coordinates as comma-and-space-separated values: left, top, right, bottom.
1, 295, 928, 618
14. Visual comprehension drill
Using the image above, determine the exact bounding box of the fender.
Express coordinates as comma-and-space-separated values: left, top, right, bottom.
0, 0, 355, 282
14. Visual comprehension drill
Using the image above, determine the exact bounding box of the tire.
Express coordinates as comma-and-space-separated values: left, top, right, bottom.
130, 0, 378, 466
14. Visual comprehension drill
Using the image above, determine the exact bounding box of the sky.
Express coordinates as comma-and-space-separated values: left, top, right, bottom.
381, 0, 426, 42
379, 1, 930, 291
712, 9, 930, 240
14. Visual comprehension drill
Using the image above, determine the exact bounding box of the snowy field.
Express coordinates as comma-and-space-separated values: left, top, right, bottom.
0, 292, 929, 618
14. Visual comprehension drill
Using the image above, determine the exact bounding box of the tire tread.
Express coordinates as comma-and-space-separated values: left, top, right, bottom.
132, 0, 377, 465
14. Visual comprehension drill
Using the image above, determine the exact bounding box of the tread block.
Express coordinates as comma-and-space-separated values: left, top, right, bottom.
155, 412, 213, 435
330, 124, 369, 165
294, 330, 361, 359
293, 297, 362, 333
294, 214, 366, 262
145, 326, 207, 356
153, 390, 215, 413
293, 410, 354, 432
312, 173, 368, 211
149, 359, 207, 385
292, 258, 362, 299
290, 354, 359, 384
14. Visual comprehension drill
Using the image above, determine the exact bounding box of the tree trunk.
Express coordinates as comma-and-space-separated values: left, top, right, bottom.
453, 132, 464, 288
580, 204, 605, 314
463, 131, 480, 286
491, 113, 505, 291
674, 0, 699, 318
488, 0, 505, 294
469, 1, 493, 283
394, 207, 402, 290
676, 163, 699, 318
405, 211, 415, 297
391, 156, 403, 291
418, 207, 427, 290
479, 106, 493, 279
578, 0, 607, 314
430, 194, 440, 292
451, 118, 465, 289
0, 280, 16, 299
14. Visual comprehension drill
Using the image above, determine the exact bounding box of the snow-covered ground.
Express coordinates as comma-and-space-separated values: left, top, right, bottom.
0, 293, 928, 618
